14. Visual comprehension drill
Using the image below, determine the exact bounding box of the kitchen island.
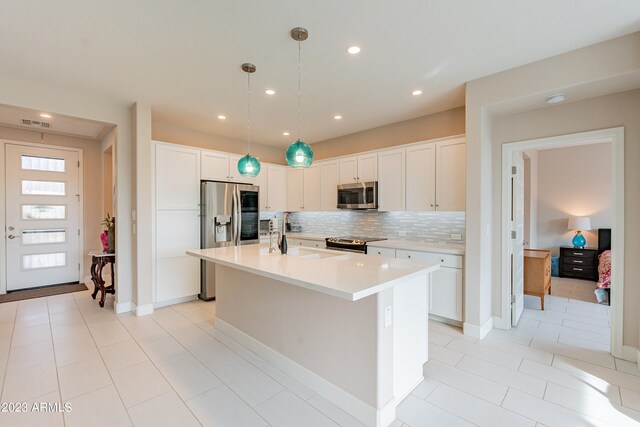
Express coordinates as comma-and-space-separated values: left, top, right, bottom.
186, 244, 439, 427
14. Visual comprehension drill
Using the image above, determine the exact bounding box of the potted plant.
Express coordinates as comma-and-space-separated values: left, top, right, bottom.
100, 213, 115, 253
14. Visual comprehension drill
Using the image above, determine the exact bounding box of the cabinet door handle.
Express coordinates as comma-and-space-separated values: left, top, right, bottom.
407, 255, 411, 259
573, 260, 583, 264
573, 252, 583, 256
573, 267, 583, 271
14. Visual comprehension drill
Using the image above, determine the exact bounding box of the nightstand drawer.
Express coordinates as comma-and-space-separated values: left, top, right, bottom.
563, 249, 596, 259
563, 256, 593, 266
561, 265, 596, 276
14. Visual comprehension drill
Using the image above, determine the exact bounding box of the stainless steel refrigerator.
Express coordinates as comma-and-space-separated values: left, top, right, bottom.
200, 180, 260, 300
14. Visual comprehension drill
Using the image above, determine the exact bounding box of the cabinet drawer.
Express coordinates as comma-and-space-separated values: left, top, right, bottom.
396, 249, 462, 269
368, 247, 396, 257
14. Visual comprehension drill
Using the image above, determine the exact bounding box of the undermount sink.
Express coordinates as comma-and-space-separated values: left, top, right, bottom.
288, 247, 342, 259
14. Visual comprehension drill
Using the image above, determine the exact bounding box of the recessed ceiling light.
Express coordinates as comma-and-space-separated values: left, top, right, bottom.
347, 46, 361, 55
546, 93, 567, 104
333, 115, 342, 120
411, 90, 423, 96
40, 113, 52, 118
265, 89, 275, 95
282, 131, 290, 136
217, 115, 226, 120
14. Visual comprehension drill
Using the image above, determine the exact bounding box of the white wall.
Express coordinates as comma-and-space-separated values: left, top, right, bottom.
535, 143, 612, 255
465, 31, 640, 348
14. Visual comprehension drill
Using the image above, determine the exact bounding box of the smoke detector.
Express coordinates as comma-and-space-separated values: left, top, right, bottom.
21, 119, 50, 129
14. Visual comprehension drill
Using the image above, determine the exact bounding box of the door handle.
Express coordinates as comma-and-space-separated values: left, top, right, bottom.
8, 234, 20, 239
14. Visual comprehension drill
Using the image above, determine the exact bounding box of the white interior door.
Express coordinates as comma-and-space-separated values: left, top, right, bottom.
5, 144, 80, 291
511, 152, 525, 326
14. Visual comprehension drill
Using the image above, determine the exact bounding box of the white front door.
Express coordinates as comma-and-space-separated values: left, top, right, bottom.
511, 151, 525, 326
5, 144, 81, 290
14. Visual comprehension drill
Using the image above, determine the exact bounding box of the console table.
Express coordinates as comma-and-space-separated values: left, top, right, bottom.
89, 251, 115, 307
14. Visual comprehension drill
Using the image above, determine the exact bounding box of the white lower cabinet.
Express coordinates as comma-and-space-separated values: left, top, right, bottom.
376, 247, 463, 323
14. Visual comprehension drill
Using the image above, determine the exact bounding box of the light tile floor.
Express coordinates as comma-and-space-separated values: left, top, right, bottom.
0, 290, 638, 426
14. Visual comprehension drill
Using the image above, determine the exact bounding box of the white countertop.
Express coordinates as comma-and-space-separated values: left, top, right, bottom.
367, 239, 465, 255
186, 244, 439, 301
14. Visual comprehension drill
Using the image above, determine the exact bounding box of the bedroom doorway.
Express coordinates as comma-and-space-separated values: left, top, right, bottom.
501, 127, 624, 359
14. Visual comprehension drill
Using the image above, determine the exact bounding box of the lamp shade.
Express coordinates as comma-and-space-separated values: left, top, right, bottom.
238, 154, 261, 177
567, 216, 591, 231
285, 140, 314, 168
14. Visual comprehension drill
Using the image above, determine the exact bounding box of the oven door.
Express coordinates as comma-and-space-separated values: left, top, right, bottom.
337, 182, 377, 209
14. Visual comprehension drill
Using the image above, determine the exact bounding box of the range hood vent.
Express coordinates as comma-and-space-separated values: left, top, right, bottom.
21, 119, 50, 128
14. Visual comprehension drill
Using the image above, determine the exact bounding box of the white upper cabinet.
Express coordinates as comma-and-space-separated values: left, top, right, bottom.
377, 148, 405, 211
201, 150, 230, 181
155, 144, 200, 210
286, 165, 320, 211
319, 160, 339, 211
357, 153, 378, 182
338, 157, 358, 184
228, 154, 245, 183
303, 164, 321, 211
287, 168, 304, 211
406, 143, 436, 211
338, 154, 377, 184
201, 150, 250, 183
266, 165, 287, 212
435, 139, 466, 211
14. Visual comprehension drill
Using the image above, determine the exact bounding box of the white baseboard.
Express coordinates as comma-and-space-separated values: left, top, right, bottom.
153, 295, 198, 309
429, 313, 462, 328
135, 303, 154, 317
621, 345, 639, 363
463, 317, 493, 339
115, 301, 132, 314
491, 315, 510, 330
216, 318, 386, 427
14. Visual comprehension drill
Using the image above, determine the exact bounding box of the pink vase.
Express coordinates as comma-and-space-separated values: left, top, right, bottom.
100, 231, 109, 252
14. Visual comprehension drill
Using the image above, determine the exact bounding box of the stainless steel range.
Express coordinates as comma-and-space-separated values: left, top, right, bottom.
325, 236, 388, 254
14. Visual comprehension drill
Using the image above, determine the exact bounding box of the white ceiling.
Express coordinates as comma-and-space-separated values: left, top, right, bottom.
0, 103, 113, 140
0, 1, 639, 146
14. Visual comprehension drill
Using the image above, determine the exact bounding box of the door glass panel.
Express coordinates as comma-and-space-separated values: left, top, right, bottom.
21, 156, 65, 172
22, 205, 66, 220
22, 180, 65, 196
22, 252, 66, 269
22, 229, 66, 245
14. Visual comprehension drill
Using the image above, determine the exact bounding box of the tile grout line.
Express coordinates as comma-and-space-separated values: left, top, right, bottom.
113, 305, 206, 426
0, 304, 17, 403
74, 293, 135, 427
46, 296, 68, 427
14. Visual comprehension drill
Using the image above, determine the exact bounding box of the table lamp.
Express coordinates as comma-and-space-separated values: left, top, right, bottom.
567, 216, 591, 248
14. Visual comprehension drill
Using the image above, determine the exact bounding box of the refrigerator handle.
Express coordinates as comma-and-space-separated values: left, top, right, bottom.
236, 187, 242, 246
231, 187, 238, 245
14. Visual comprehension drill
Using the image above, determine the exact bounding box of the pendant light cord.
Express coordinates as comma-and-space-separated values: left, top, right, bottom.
297, 40, 302, 142
247, 71, 251, 154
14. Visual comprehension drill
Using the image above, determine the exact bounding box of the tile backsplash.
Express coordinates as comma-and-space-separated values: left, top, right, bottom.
282, 211, 465, 244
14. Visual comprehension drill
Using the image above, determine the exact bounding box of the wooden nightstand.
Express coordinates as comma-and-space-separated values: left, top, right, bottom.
524, 249, 551, 310
559, 246, 598, 281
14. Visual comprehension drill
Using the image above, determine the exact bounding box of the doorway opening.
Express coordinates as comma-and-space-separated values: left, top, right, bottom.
501, 127, 624, 358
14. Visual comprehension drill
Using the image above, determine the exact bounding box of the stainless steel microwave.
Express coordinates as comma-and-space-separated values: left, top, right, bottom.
337, 181, 378, 210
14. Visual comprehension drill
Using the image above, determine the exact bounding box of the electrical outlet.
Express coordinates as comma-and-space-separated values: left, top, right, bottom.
384, 306, 392, 328
398, 231, 407, 237
451, 233, 462, 241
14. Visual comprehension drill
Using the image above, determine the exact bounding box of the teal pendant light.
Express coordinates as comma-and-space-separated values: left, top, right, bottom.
286, 27, 314, 168
238, 62, 261, 177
